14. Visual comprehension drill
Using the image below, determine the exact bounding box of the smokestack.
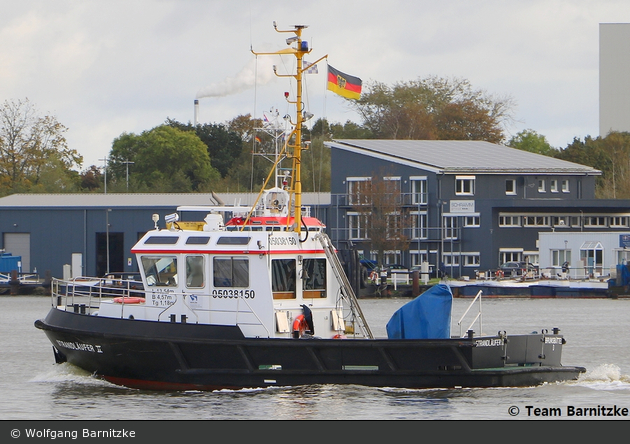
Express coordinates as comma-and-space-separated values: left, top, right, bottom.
194, 99, 199, 126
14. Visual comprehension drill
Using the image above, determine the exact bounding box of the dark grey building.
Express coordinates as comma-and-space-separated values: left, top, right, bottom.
325, 139, 630, 278
0, 193, 329, 279
3, 139, 630, 281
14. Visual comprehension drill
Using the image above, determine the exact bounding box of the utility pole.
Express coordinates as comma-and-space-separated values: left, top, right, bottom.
123, 160, 134, 191
99, 157, 108, 194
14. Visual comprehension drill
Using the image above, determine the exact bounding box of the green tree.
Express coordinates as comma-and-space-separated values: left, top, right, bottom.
166, 118, 243, 178
0, 98, 82, 195
349, 76, 514, 143
507, 129, 558, 156
556, 131, 630, 198
109, 125, 220, 192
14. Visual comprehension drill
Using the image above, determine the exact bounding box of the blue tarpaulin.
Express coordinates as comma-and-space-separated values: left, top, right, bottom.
386, 283, 453, 339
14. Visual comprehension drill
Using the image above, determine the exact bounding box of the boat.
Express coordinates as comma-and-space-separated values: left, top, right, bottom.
35, 23, 586, 391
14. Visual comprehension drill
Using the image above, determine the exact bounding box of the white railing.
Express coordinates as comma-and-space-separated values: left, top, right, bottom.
457, 290, 483, 338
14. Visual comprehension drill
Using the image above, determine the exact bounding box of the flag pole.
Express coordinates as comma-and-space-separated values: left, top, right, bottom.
251, 23, 327, 237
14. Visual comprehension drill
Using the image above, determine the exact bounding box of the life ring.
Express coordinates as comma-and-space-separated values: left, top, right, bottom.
369, 270, 378, 283
292, 314, 308, 338
495, 270, 504, 278
113, 296, 145, 304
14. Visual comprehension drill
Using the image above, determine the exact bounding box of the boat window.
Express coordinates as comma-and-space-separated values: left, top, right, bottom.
303, 259, 326, 290
217, 236, 251, 245
213, 257, 249, 287
186, 256, 205, 288
272, 259, 296, 299
141, 256, 178, 287
144, 236, 179, 244
186, 236, 211, 245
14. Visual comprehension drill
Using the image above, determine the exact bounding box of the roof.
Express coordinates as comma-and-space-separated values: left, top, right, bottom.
0, 192, 331, 209
326, 140, 602, 175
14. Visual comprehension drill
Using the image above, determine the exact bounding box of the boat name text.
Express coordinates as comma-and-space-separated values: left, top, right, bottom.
475, 338, 504, 347
56, 340, 103, 353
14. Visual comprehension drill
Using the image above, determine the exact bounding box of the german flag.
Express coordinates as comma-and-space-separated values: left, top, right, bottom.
327, 64, 362, 100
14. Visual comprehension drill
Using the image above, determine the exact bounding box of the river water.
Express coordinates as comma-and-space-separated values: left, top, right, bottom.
1, 295, 629, 422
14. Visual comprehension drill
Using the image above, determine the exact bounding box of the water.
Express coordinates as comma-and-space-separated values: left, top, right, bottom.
1, 295, 629, 421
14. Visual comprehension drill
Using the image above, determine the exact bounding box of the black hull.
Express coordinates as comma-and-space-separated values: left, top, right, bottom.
35, 308, 586, 391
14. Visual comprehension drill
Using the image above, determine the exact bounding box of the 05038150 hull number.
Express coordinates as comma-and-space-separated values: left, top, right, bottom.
212, 289, 256, 298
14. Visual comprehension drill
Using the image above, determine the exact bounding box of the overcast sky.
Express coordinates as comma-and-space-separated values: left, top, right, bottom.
1, 0, 627, 169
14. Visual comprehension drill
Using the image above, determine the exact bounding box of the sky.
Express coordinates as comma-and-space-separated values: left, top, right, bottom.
1, 0, 628, 170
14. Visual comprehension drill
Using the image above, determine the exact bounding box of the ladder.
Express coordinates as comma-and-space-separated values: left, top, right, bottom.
316, 233, 373, 339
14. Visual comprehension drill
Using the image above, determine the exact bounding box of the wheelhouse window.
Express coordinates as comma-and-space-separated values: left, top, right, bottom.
142, 256, 178, 287
455, 176, 475, 196
213, 257, 249, 287
538, 179, 546, 193
550, 180, 558, 193
303, 258, 327, 298
562, 180, 569, 193
186, 256, 205, 288
272, 259, 296, 299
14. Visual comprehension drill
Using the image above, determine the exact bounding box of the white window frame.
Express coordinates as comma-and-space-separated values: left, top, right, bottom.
538, 179, 546, 193
347, 177, 371, 206
461, 252, 481, 267
410, 250, 428, 267
443, 215, 459, 240
550, 179, 558, 193
410, 176, 428, 205
455, 175, 475, 196
348, 212, 369, 240
463, 215, 480, 228
411, 211, 428, 239
561, 179, 570, 193
505, 179, 516, 195
499, 214, 522, 227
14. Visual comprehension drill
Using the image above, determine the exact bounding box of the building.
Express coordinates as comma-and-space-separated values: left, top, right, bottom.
600, 23, 630, 136
0, 192, 329, 279
3, 140, 630, 281
325, 139, 630, 278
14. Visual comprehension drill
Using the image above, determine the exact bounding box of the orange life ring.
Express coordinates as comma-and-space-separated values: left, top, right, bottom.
113, 296, 145, 304
495, 270, 504, 278
292, 314, 308, 338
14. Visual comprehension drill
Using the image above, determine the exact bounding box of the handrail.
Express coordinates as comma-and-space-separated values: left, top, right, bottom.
315, 232, 373, 339
457, 290, 483, 337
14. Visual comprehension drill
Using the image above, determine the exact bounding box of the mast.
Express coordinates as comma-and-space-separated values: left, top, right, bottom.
252, 23, 327, 235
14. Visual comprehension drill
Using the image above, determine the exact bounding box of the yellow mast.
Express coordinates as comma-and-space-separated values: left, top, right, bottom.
252, 23, 327, 235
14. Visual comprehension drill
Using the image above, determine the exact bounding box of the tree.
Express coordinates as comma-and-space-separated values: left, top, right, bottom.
555, 131, 630, 198
507, 129, 558, 156
350, 170, 410, 267
109, 125, 220, 192
0, 98, 82, 195
166, 118, 243, 178
349, 76, 514, 143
